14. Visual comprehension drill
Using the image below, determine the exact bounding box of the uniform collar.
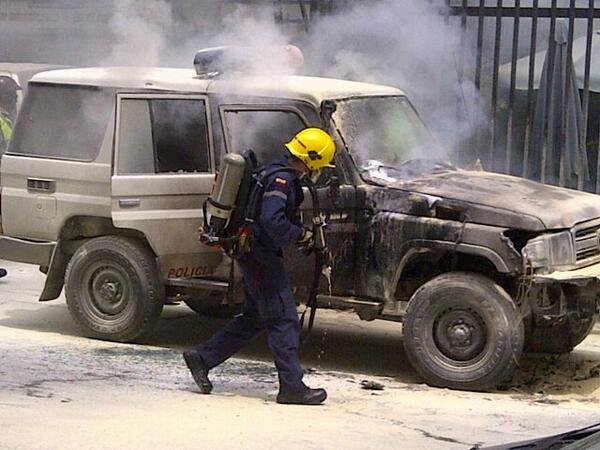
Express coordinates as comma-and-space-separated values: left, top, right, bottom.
273, 156, 291, 168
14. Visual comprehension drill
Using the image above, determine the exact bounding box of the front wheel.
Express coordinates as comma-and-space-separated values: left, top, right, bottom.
65, 236, 164, 342
403, 272, 524, 391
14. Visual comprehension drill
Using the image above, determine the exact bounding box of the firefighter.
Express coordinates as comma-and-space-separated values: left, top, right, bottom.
0, 76, 18, 153
183, 128, 336, 405
0, 76, 17, 280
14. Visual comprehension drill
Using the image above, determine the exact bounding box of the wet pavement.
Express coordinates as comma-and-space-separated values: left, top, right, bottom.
1, 261, 599, 450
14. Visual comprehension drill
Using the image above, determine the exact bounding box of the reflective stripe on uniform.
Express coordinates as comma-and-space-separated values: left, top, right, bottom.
0, 114, 12, 142
264, 191, 288, 201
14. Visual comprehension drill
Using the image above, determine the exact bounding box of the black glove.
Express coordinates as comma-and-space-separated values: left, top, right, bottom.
296, 228, 314, 251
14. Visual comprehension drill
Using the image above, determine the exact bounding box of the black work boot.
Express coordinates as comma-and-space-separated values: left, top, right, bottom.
277, 387, 327, 405
182, 350, 213, 394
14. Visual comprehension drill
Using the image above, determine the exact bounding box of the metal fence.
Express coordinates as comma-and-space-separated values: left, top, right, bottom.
447, 1, 600, 192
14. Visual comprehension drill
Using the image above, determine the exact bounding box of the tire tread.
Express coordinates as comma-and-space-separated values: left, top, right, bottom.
403, 271, 524, 391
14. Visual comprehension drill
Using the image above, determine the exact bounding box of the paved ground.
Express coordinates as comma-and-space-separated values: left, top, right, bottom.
1, 260, 599, 450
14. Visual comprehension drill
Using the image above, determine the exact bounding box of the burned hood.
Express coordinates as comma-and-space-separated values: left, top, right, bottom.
388, 169, 600, 230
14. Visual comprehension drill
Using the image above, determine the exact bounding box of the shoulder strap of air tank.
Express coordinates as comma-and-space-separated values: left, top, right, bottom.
245, 166, 299, 223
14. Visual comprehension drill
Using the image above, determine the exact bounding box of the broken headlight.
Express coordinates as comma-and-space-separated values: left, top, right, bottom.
522, 231, 576, 270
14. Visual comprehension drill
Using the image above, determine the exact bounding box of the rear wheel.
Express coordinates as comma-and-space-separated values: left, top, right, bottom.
65, 236, 164, 342
403, 272, 524, 391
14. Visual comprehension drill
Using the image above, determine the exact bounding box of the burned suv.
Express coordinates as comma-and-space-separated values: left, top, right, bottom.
1, 61, 598, 391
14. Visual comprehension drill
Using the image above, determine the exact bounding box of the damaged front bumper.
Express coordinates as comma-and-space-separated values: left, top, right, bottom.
533, 260, 600, 284
527, 262, 600, 320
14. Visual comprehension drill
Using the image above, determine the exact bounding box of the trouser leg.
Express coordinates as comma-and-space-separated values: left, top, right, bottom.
195, 288, 264, 369
265, 289, 305, 393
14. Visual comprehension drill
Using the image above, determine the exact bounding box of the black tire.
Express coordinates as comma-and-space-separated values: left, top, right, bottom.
65, 236, 164, 342
403, 272, 524, 391
525, 313, 598, 354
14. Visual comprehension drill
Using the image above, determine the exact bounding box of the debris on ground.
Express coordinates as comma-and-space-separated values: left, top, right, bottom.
498, 353, 600, 401
360, 380, 385, 391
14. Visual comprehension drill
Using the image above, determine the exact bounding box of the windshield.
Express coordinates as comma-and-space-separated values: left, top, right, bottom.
332, 96, 448, 181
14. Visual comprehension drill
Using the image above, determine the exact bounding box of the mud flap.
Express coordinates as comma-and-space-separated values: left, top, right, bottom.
39, 241, 69, 301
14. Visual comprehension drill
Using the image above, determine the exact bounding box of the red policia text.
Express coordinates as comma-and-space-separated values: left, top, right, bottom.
167, 266, 212, 278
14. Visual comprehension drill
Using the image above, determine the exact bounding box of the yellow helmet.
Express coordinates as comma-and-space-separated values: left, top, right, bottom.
285, 128, 336, 171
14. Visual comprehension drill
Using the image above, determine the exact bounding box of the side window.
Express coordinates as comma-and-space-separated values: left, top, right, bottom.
10, 84, 113, 161
222, 109, 306, 166
118, 98, 210, 174
118, 99, 154, 173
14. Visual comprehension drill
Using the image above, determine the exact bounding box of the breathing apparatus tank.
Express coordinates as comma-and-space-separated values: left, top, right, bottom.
204, 153, 246, 236
201, 149, 298, 255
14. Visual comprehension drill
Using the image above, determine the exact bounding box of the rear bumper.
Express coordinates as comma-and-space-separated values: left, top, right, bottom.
0, 236, 55, 266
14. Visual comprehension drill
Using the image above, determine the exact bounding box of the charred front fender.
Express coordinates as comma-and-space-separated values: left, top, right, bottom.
357, 212, 522, 302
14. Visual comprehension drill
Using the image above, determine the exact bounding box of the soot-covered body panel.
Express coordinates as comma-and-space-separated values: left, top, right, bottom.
353, 185, 523, 303
390, 169, 600, 230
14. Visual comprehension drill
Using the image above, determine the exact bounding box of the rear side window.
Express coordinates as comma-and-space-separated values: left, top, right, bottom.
9, 84, 113, 161
117, 98, 210, 174
222, 109, 306, 166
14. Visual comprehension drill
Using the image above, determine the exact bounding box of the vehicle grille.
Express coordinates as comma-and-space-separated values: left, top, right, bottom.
573, 221, 600, 264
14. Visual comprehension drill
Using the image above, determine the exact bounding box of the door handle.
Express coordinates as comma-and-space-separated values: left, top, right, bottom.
27, 178, 55, 193
119, 198, 141, 208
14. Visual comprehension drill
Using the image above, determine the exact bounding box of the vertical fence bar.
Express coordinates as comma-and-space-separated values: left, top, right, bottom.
523, 0, 539, 179
505, 0, 521, 175
581, 1, 594, 192
310, 0, 320, 19
560, 0, 576, 188
542, 0, 558, 184
274, 0, 284, 25
474, 0, 485, 91
456, 0, 468, 163
458, 0, 468, 92
442, 0, 449, 24
459, 0, 468, 79
473, 0, 486, 162
298, 0, 310, 33
490, 0, 504, 171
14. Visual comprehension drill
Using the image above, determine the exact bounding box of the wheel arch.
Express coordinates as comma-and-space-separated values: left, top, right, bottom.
392, 241, 515, 303
39, 216, 155, 302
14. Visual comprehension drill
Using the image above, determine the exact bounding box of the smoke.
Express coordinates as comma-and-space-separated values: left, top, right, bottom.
193, 0, 482, 158
1, 0, 485, 162
183, 0, 484, 158
106, 0, 175, 66
104, 3, 298, 76
203, 7, 293, 77
304, 0, 484, 157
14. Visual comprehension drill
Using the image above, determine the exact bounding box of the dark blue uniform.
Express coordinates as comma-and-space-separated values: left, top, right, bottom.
195, 156, 306, 394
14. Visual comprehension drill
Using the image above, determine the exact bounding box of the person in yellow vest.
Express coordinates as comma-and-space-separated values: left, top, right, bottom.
0, 76, 17, 278
0, 76, 18, 154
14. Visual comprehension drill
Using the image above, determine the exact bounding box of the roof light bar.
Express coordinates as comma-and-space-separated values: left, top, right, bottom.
193, 45, 304, 78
